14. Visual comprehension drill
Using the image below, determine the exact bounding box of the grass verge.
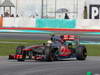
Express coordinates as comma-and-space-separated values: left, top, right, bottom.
85, 44, 100, 56
0, 40, 46, 56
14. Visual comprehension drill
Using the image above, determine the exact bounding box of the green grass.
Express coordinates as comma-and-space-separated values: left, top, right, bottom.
0, 40, 46, 56
85, 45, 100, 56
0, 39, 100, 56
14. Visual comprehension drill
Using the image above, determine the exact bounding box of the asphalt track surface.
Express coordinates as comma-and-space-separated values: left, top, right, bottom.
0, 56, 100, 75
0, 33, 100, 42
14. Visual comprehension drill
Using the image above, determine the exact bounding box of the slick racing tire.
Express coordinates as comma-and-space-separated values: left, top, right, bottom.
76, 45, 87, 60
45, 47, 57, 61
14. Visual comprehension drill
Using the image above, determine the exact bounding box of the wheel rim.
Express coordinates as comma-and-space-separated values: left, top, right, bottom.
82, 50, 87, 58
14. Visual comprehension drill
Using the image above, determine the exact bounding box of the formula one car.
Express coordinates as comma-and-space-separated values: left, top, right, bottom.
9, 35, 87, 61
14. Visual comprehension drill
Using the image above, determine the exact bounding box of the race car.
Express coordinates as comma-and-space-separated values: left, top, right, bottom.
9, 35, 87, 61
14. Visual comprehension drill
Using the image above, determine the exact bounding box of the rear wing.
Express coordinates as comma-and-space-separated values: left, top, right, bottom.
63, 35, 80, 40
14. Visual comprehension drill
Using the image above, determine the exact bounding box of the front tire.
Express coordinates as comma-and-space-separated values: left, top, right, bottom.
76, 45, 87, 60
45, 47, 57, 61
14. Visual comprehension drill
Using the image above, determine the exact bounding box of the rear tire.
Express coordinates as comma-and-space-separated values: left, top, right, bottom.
76, 45, 87, 60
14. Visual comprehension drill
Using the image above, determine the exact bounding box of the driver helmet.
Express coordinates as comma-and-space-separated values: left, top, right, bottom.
47, 40, 52, 44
